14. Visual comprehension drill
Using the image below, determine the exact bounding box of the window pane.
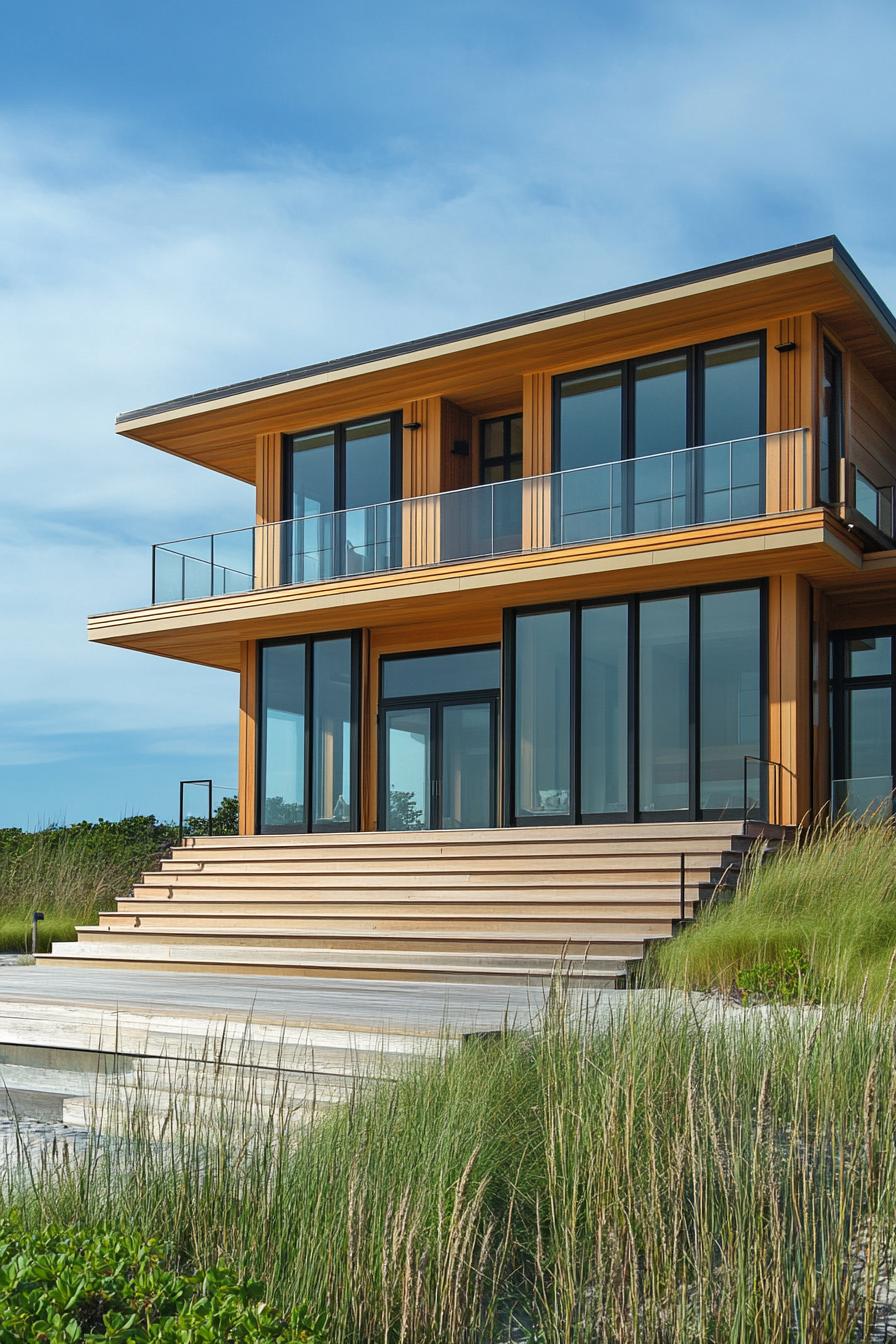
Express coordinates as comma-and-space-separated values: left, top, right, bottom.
699, 588, 761, 814
514, 611, 571, 818
820, 342, 843, 505
345, 419, 393, 507
312, 638, 353, 828
260, 643, 305, 829
639, 597, 689, 813
481, 420, 505, 462
385, 707, 431, 830
558, 368, 623, 471
846, 635, 892, 679
580, 604, 629, 815
508, 414, 522, 459
841, 686, 893, 816
441, 702, 493, 829
702, 339, 761, 444
289, 430, 335, 517
382, 647, 500, 699
634, 353, 688, 458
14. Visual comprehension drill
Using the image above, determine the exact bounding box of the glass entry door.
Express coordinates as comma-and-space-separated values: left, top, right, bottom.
379, 646, 500, 831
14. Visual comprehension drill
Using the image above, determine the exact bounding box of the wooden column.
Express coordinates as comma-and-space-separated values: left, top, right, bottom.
254, 432, 282, 588
401, 396, 442, 566
768, 574, 812, 825
237, 640, 258, 835
522, 372, 552, 550
765, 315, 816, 512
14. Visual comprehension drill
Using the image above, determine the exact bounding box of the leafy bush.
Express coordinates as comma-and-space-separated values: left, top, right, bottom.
735, 946, 819, 1003
0, 1219, 326, 1342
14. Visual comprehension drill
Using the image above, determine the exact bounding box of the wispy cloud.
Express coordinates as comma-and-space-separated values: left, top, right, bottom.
1, 0, 894, 824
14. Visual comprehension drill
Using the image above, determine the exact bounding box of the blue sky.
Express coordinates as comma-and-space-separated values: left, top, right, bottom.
1, 0, 895, 828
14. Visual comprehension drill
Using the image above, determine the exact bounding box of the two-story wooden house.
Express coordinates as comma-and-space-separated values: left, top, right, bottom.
43, 237, 896, 983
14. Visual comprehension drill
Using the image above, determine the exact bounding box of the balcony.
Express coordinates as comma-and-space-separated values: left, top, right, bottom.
151, 429, 812, 606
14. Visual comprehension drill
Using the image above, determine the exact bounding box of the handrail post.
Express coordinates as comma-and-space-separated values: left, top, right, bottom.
490, 482, 496, 557
679, 853, 686, 923
728, 439, 733, 521
178, 780, 186, 844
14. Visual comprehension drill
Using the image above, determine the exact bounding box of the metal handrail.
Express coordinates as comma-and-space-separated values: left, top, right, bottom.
741, 754, 798, 833
177, 780, 237, 842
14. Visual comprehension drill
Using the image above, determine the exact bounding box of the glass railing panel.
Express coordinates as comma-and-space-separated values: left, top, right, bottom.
855, 469, 895, 541
148, 429, 809, 604
831, 775, 894, 821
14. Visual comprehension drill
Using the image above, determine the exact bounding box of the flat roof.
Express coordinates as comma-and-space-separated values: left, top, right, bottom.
116, 235, 896, 426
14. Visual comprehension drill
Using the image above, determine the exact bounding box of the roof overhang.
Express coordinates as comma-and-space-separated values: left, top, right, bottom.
114, 237, 896, 484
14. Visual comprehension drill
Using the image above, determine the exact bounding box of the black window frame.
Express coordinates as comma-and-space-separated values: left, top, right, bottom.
830, 625, 896, 805
503, 580, 768, 826
551, 331, 767, 534
256, 630, 362, 835
377, 644, 501, 831
479, 413, 523, 484
281, 411, 403, 582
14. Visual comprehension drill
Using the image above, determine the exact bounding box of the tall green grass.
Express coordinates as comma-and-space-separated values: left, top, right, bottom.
648, 818, 896, 1000
12, 987, 896, 1342
0, 804, 237, 953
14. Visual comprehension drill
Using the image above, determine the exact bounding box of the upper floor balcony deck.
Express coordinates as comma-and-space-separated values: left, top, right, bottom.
148, 428, 894, 607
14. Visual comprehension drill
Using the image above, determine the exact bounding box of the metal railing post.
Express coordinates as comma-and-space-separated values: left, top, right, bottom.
728, 439, 733, 521
151, 544, 157, 604
679, 853, 686, 923
209, 532, 215, 598
490, 483, 496, 557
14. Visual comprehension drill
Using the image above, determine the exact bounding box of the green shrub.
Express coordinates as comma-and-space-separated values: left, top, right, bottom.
734, 946, 819, 1003
0, 1219, 326, 1342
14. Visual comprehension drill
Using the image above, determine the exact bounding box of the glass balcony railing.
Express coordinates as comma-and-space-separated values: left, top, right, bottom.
831, 776, 894, 821
854, 468, 896, 541
151, 428, 811, 605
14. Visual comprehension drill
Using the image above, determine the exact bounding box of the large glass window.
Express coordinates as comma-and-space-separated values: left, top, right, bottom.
554, 333, 764, 541
639, 597, 690, 815
699, 588, 761, 814
820, 340, 843, 505
382, 647, 500, 700
513, 610, 571, 820
259, 643, 306, 831
285, 415, 398, 582
312, 638, 354, 827
831, 628, 895, 818
258, 635, 358, 832
701, 337, 763, 522
580, 604, 628, 815
510, 584, 764, 824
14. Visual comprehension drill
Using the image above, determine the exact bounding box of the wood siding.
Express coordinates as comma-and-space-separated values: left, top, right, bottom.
768, 574, 812, 824
847, 354, 896, 497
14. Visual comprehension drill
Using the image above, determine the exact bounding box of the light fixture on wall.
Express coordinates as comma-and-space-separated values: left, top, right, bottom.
451, 439, 470, 457
775, 341, 798, 353
402, 421, 422, 431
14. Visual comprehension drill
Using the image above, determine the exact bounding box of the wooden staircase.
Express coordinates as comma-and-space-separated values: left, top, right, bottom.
40, 823, 782, 985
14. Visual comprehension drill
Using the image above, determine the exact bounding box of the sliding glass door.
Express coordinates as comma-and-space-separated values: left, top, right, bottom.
830, 630, 895, 818
380, 647, 500, 830
507, 584, 765, 824
284, 415, 400, 583
258, 633, 360, 833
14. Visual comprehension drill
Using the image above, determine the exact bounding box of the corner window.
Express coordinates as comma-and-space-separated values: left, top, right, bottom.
820, 340, 843, 505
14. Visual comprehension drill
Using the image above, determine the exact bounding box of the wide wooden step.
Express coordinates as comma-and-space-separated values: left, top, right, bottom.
115, 896, 698, 918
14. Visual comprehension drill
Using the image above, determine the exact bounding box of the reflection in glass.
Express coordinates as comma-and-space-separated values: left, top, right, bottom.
385, 707, 431, 830
312, 639, 353, 828
820, 341, 843, 505
441, 702, 493, 828
558, 368, 623, 471
633, 354, 688, 532
514, 611, 571, 818
639, 597, 689, 813
580, 604, 629, 815
287, 430, 336, 583
846, 635, 892, 679
345, 419, 393, 572
699, 588, 761, 813
260, 643, 306, 829
701, 339, 762, 521
382, 647, 500, 700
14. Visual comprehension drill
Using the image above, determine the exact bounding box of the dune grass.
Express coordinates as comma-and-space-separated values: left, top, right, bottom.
647, 817, 896, 1001
11, 987, 896, 1342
